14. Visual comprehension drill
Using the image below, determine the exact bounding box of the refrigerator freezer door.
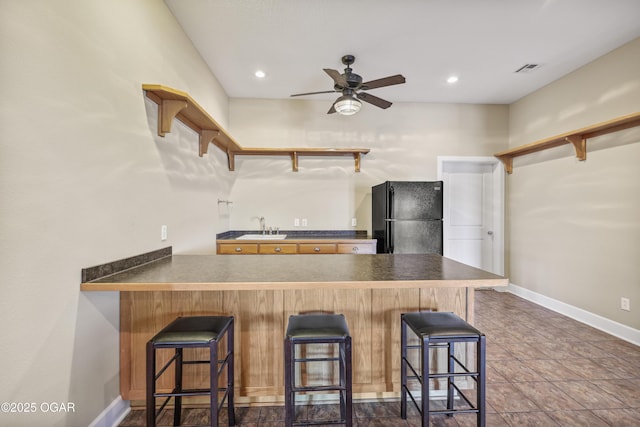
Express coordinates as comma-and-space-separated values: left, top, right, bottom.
371, 182, 389, 253
390, 219, 443, 254
389, 181, 443, 220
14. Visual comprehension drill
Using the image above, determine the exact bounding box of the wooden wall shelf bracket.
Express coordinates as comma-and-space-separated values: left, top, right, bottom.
227, 149, 236, 171
565, 135, 586, 161
199, 130, 220, 157
143, 84, 370, 172
158, 99, 187, 137
494, 112, 640, 174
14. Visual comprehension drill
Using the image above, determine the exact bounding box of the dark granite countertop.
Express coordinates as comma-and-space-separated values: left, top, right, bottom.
81, 253, 508, 292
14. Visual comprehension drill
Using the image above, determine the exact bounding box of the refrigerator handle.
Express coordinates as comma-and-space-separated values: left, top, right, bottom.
388, 186, 394, 253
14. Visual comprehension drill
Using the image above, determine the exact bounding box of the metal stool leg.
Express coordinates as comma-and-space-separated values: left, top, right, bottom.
339, 341, 346, 422
174, 348, 183, 426
478, 335, 486, 427
227, 320, 236, 426
209, 342, 218, 427
345, 336, 353, 427
146, 341, 156, 427
400, 316, 407, 419
447, 342, 454, 416
284, 337, 294, 427
421, 336, 430, 427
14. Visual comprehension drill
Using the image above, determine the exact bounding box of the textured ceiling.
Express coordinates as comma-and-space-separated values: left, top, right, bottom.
165, 0, 640, 105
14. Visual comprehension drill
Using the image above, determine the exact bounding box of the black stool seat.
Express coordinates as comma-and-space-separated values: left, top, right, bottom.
402, 312, 483, 339
401, 311, 486, 427
284, 313, 352, 427
147, 316, 235, 427
286, 313, 350, 340
151, 316, 233, 345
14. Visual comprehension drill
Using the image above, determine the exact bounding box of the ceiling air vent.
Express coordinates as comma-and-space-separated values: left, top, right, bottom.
514, 64, 540, 73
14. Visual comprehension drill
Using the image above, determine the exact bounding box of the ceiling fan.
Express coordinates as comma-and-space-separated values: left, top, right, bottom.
290, 55, 406, 115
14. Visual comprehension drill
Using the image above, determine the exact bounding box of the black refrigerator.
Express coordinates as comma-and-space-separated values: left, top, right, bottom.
372, 181, 443, 254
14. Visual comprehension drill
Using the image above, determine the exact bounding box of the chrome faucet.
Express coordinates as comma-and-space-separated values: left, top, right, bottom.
259, 216, 266, 234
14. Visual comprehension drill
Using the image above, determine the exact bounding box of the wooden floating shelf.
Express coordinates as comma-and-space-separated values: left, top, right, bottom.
494, 112, 640, 174
143, 84, 369, 172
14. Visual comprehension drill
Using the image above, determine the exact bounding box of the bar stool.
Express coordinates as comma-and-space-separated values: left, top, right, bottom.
401, 311, 486, 427
284, 313, 352, 427
146, 316, 235, 427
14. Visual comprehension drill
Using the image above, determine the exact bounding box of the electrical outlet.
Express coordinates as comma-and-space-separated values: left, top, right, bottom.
161, 225, 167, 241
351, 217, 357, 227
620, 297, 630, 311
301, 218, 308, 227
294, 218, 300, 227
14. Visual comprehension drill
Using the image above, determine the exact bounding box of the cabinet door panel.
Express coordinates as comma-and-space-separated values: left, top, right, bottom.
337, 243, 376, 254
218, 243, 258, 254
258, 243, 297, 254
298, 243, 337, 254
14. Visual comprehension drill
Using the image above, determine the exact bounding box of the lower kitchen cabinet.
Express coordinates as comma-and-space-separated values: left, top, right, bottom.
258, 243, 298, 254
217, 243, 258, 254
338, 243, 376, 254
298, 243, 337, 254
217, 239, 375, 255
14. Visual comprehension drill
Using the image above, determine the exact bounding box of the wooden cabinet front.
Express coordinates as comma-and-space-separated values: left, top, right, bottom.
297, 243, 337, 254
217, 243, 258, 254
217, 239, 376, 255
258, 243, 297, 254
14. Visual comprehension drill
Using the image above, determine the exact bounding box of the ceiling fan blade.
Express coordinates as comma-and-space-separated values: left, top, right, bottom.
327, 103, 337, 114
357, 92, 392, 109
290, 90, 338, 97
324, 68, 348, 87
361, 74, 406, 90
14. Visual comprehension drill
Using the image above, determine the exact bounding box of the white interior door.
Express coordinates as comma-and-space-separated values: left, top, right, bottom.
438, 157, 504, 275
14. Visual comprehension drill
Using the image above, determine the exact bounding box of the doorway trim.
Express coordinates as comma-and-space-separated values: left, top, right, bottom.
437, 156, 505, 275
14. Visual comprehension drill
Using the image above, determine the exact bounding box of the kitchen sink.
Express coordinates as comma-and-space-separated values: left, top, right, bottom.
236, 234, 287, 240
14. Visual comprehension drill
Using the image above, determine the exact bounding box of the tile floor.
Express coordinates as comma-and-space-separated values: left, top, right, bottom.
119, 289, 640, 426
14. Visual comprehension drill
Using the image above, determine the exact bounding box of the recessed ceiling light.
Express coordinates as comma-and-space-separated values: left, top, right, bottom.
254, 70, 266, 79
447, 75, 459, 84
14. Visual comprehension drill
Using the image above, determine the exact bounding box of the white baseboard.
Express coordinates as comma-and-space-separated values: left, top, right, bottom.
88, 396, 130, 427
507, 283, 640, 346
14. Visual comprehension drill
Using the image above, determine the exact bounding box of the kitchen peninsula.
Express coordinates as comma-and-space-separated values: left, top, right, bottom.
81, 251, 507, 404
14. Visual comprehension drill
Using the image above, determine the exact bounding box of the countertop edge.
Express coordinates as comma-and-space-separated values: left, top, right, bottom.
80, 278, 509, 292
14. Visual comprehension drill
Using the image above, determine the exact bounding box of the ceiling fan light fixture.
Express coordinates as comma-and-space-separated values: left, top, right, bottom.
334, 95, 362, 115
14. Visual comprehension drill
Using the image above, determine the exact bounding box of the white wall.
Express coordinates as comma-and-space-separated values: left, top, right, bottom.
508, 37, 640, 329
227, 99, 508, 231
0, 1, 233, 425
